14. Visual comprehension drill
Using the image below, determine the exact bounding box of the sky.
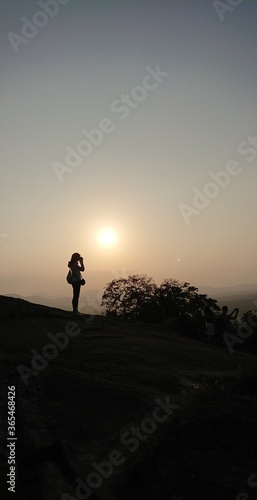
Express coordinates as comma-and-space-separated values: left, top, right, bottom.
1, 0, 257, 298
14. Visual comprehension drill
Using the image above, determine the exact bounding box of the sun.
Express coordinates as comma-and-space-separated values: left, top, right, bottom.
98, 228, 117, 247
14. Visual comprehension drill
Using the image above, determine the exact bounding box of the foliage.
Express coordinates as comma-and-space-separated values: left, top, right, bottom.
238, 310, 257, 355
101, 274, 157, 320
159, 278, 216, 317
101, 274, 219, 332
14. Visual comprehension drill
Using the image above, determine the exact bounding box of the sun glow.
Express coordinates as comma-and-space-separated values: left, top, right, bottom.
98, 228, 117, 247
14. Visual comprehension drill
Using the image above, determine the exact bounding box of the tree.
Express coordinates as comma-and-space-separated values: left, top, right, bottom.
238, 310, 257, 354
158, 279, 218, 318
101, 274, 220, 341
157, 279, 219, 337
159, 279, 190, 317
101, 274, 157, 320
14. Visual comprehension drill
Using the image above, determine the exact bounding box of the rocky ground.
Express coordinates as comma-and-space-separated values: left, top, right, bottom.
0, 296, 257, 500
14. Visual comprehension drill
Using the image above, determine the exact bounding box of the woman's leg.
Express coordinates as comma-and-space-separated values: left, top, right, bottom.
72, 283, 81, 312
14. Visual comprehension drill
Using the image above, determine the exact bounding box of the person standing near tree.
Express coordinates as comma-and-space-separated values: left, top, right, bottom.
203, 302, 217, 343
67, 252, 85, 315
217, 305, 239, 333
212, 305, 239, 346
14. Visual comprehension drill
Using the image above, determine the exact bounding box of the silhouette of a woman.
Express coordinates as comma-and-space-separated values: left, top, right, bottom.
68, 252, 85, 314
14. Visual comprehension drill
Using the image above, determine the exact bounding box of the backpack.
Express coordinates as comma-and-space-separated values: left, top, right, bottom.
66, 270, 73, 284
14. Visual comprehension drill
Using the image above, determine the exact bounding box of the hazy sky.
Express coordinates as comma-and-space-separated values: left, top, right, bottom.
1, 0, 257, 297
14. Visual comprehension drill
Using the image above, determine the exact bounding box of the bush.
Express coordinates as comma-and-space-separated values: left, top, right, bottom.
101, 275, 219, 336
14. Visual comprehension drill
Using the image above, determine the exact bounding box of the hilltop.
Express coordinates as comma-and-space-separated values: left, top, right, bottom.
0, 296, 257, 500
5, 280, 257, 317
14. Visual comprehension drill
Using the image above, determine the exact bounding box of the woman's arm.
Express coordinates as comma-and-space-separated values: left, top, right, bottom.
79, 257, 85, 272
229, 308, 239, 319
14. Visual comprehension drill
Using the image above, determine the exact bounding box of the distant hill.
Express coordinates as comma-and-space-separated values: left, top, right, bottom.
199, 283, 257, 296
1, 295, 257, 499
4, 289, 104, 315
5, 282, 257, 319
198, 284, 257, 316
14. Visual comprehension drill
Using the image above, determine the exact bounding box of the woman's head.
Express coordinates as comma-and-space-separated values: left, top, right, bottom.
68, 252, 81, 267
